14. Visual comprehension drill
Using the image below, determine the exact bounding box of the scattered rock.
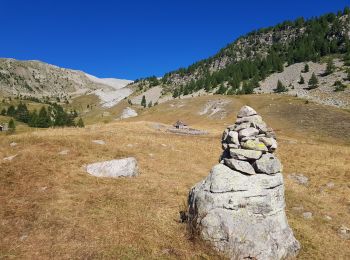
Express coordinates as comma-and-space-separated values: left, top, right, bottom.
19, 235, 28, 241
39, 186, 48, 192
338, 225, 350, 240
302, 212, 313, 219
3, 154, 17, 161
324, 215, 332, 221
120, 107, 138, 119
86, 157, 138, 178
292, 206, 304, 212
161, 144, 167, 147
10, 142, 17, 147
288, 173, 309, 186
92, 140, 106, 145
58, 150, 69, 155
187, 105, 300, 259
127, 144, 133, 148
326, 182, 335, 189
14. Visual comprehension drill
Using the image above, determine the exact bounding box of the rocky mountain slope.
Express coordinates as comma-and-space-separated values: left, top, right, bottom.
0, 58, 132, 107
129, 8, 350, 108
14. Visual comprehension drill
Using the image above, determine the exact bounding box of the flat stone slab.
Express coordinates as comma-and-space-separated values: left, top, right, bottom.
224, 158, 256, 175
86, 157, 138, 178
230, 148, 262, 160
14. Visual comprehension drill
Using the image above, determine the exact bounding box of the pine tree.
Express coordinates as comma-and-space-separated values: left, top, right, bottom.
15, 102, 30, 123
325, 58, 335, 75
29, 110, 38, 127
37, 107, 51, 128
8, 119, 16, 134
141, 95, 147, 108
308, 73, 319, 89
6, 105, 16, 117
77, 118, 85, 128
1, 108, 6, 115
299, 75, 305, 84
274, 80, 288, 93
303, 63, 309, 73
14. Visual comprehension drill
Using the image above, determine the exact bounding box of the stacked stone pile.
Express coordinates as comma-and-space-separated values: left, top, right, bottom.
187, 106, 300, 260
220, 105, 280, 175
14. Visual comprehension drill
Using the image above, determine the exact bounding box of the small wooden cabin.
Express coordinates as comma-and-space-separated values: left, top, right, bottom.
0, 123, 8, 132
173, 120, 188, 129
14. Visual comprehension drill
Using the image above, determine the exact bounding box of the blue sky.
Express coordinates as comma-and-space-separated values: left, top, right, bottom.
0, 1, 348, 80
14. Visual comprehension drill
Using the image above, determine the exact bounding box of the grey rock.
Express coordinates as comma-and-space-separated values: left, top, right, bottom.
241, 136, 257, 142
10, 142, 17, 147
236, 115, 263, 125
241, 139, 268, 152
253, 153, 282, 174
230, 149, 262, 160
302, 212, 313, 219
239, 127, 259, 138
227, 143, 239, 149
233, 122, 252, 131
227, 130, 239, 145
86, 157, 138, 178
224, 158, 256, 175
338, 225, 350, 240
188, 164, 300, 259
259, 137, 278, 151
288, 173, 309, 186
222, 129, 229, 141
237, 105, 257, 118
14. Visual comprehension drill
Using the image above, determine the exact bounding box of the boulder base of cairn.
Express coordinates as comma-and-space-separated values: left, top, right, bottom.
188, 106, 300, 260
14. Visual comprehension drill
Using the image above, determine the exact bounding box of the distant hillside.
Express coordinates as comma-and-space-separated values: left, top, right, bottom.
131, 7, 350, 100
0, 58, 132, 107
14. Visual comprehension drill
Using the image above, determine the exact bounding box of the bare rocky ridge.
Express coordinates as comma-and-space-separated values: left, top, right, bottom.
188, 106, 300, 259
0, 58, 132, 107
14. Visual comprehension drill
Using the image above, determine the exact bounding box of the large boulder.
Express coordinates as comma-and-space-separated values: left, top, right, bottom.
187, 106, 300, 259
86, 157, 138, 178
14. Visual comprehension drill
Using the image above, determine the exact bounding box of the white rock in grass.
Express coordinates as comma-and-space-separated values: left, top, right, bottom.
92, 140, 106, 145
58, 150, 70, 155
120, 107, 138, 119
10, 142, 17, 147
3, 154, 17, 161
86, 157, 138, 178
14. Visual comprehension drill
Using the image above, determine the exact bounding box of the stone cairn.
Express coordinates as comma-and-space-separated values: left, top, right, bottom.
187, 106, 300, 260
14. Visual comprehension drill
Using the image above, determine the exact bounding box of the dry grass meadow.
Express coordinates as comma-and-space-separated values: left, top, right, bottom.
1, 94, 349, 259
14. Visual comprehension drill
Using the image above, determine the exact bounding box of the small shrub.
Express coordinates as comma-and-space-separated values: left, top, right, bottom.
334, 81, 347, 92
